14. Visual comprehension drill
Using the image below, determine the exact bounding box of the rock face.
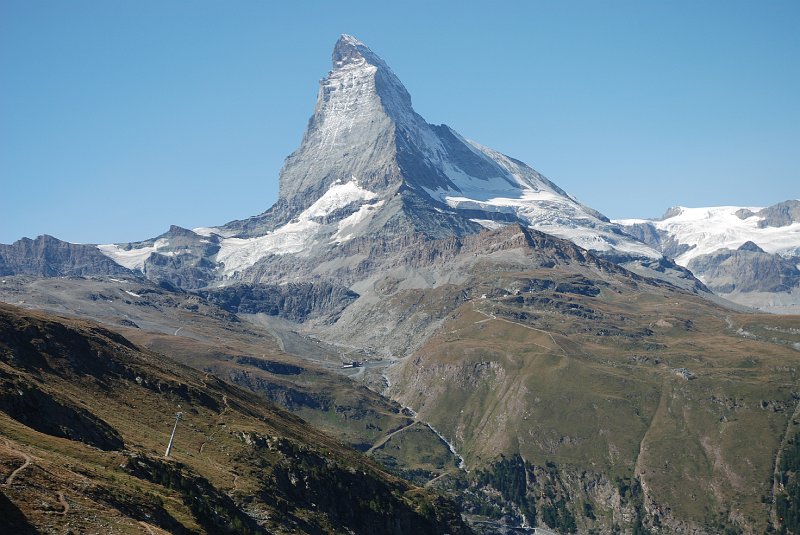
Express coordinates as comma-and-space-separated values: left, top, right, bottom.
0, 235, 132, 278
757, 199, 800, 228
93, 225, 222, 290
199, 281, 359, 323
687, 241, 800, 293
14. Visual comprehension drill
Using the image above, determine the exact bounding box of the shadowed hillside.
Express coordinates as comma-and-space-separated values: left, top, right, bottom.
0, 303, 470, 534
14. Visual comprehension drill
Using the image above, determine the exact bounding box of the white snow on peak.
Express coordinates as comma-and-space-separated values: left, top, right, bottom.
420, 138, 661, 260
97, 238, 171, 271
614, 205, 800, 265
216, 180, 379, 277
192, 226, 235, 238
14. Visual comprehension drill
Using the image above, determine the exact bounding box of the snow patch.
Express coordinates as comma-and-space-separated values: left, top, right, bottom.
470, 219, 507, 230
333, 200, 385, 242
425, 177, 659, 259
305, 179, 378, 219
216, 180, 378, 277
97, 238, 170, 271
216, 219, 321, 276
192, 226, 233, 238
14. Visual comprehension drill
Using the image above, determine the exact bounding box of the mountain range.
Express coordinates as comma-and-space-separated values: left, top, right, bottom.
617, 200, 800, 313
2, 34, 799, 534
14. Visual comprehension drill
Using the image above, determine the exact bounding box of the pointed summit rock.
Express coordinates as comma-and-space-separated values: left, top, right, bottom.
332, 34, 368, 65
277, 33, 429, 204
738, 241, 765, 253
231, 35, 657, 258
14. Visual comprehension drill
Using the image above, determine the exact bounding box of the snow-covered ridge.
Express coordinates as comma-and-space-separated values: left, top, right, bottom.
420, 138, 661, 259
192, 226, 236, 238
614, 205, 800, 265
97, 180, 382, 278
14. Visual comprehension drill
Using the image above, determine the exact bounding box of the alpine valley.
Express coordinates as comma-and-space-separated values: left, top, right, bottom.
2, 35, 799, 535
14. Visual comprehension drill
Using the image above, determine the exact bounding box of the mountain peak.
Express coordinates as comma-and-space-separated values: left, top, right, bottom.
276, 35, 415, 203
213, 34, 662, 272
328, 34, 412, 112
337, 33, 362, 46
332, 34, 372, 68
738, 240, 765, 253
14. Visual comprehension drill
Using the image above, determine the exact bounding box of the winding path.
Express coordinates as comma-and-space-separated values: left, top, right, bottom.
3, 446, 31, 487
57, 491, 69, 515
472, 303, 566, 354
199, 394, 230, 454
424, 469, 457, 488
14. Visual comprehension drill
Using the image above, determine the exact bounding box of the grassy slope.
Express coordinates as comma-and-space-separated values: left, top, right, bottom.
0, 276, 458, 480
0, 303, 469, 534
389, 267, 800, 533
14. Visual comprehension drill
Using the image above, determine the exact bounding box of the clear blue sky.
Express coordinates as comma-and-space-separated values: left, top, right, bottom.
1, 1, 798, 244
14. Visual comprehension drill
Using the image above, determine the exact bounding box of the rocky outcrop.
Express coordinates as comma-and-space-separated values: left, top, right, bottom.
199, 281, 359, 323
757, 199, 800, 228
620, 221, 694, 260
127, 225, 221, 290
0, 235, 132, 277
687, 241, 800, 293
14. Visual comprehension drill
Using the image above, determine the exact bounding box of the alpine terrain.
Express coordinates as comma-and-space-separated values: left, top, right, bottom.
617, 200, 800, 313
2, 34, 800, 535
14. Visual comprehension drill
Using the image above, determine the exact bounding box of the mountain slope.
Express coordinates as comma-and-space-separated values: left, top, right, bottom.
687, 241, 800, 293
0, 302, 470, 534
379, 248, 800, 533
0, 274, 460, 480
82, 34, 667, 290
